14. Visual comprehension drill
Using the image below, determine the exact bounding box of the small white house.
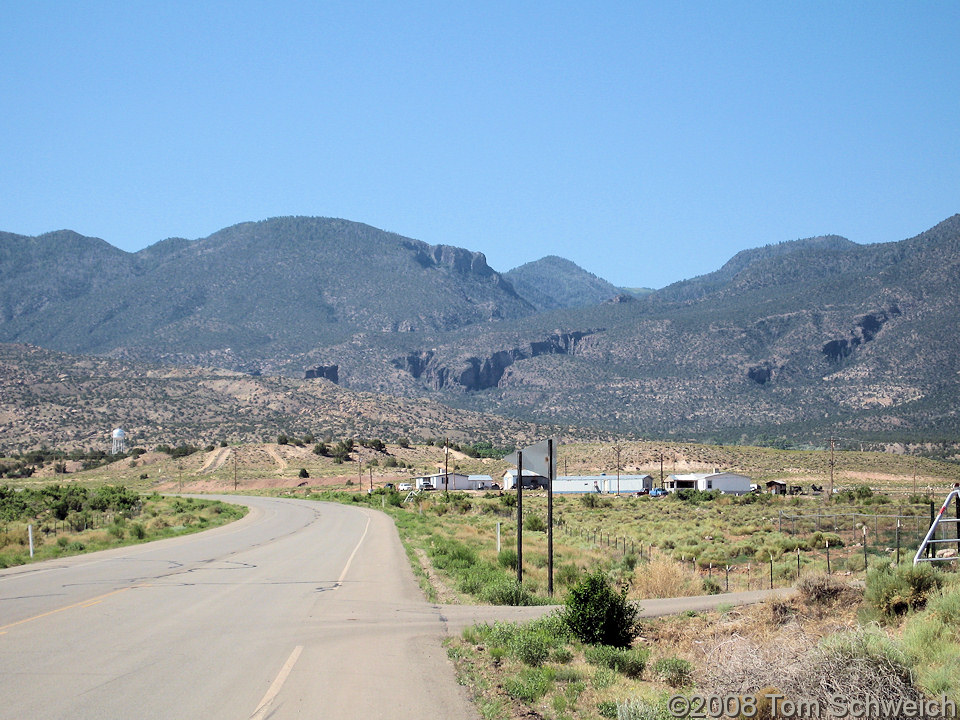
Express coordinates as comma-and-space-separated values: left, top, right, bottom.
666, 472, 752, 495
468, 475, 495, 490
416, 472, 478, 491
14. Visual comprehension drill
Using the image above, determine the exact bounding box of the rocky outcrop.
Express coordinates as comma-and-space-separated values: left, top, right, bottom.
821, 306, 901, 363
395, 330, 601, 391
304, 364, 339, 383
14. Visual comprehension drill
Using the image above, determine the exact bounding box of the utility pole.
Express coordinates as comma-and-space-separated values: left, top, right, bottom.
913, 454, 918, 497
612, 443, 625, 495
828, 437, 835, 502
178, 460, 183, 493
444, 438, 449, 494
516, 450, 523, 585
233, 449, 238, 491
547, 439, 554, 596
659, 452, 664, 489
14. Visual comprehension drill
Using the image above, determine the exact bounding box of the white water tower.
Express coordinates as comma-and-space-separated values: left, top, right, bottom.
111, 427, 126, 455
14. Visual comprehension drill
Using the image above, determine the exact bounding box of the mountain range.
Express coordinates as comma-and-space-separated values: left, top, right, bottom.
1, 213, 959, 448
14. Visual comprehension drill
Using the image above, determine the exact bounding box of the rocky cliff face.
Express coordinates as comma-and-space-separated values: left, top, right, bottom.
304, 364, 339, 383
395, 330, 601, 391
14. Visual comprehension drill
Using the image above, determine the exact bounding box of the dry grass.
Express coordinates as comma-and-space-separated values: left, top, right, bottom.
632, 556, 704, 599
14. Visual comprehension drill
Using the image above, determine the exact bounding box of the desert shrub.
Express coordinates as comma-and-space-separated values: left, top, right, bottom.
298, 468, 309, 478
504, 667, 553, 703
615, 696, 672, 720
130, 522, 146, 540
597, 700, 618, 718
702, 577, 722, 595
652, 657, 693, 687
901, 583, 960, 700
524, 513, 547, 532
430, 540, 477, 571
866, 562, 944, 620
562, 569, 640, 648
809, 531, 844, 548
591, 666, 616, 690
482, 579, 541, 606
584, 644, 650, 678
556, 562, 580, 586
581, 493, 600, 508
511, 629, 550, 666
843, 553, 866, 572
798, 626, 922, 706
500, 493, 517, 508
455, 563, 500, 595
796, 573, 854, 606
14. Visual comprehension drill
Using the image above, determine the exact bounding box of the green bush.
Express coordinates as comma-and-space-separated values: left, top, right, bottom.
597, 700, 618, 718
556, 562, 580, 586
866, 563, 944, 620
511, 629, 550, 666
504, 667, 553, 703
482, 579, 540, 606
130, 522, 146, 540
562, 569, 641, 648
584, 644, 650, 678
524, 514, 547, 532
498, 548, 518, 570
652, 657, 692, 687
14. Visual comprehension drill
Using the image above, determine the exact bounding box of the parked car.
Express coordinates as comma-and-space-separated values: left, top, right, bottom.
397, 483, 413, 492
384, 483, 395, 490
650, 488, 667, 497
420, 481, 435, 491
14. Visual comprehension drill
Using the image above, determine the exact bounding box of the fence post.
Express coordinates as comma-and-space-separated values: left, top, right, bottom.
826, 540, 831, 574
862, 526, 868, 573
896, 520, 901, 565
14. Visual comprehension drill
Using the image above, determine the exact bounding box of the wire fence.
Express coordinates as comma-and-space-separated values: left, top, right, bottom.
777, 502, 957, 554
555, 505, 938, 593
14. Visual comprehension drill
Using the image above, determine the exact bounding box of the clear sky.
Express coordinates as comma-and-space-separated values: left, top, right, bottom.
1, 2, 957, 288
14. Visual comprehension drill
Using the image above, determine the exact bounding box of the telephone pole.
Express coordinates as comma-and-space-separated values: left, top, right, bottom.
828, 437, 835, 502
612, 443, 625, 495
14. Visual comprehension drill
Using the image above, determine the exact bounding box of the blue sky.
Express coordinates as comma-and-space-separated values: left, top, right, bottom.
1, 2, 957, 287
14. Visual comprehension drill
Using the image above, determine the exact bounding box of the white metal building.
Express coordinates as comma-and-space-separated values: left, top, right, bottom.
554, 475, 654, 494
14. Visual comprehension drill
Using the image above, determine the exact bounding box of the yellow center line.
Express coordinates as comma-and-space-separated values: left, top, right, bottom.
0, 585, 145, 633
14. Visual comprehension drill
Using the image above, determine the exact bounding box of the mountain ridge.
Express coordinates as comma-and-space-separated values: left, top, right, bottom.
1, 213, 958, 444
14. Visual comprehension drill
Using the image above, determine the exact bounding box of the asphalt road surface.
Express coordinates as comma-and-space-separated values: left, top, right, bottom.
1, 495, 793, 719
0, 496, 478, 720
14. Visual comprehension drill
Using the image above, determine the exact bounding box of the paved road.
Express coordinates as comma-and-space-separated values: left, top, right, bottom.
1, 496, 794, 719
0, 496, 477, 720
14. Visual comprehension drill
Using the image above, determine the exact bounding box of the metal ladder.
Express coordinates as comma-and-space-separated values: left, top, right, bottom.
914, 488, 960, 565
